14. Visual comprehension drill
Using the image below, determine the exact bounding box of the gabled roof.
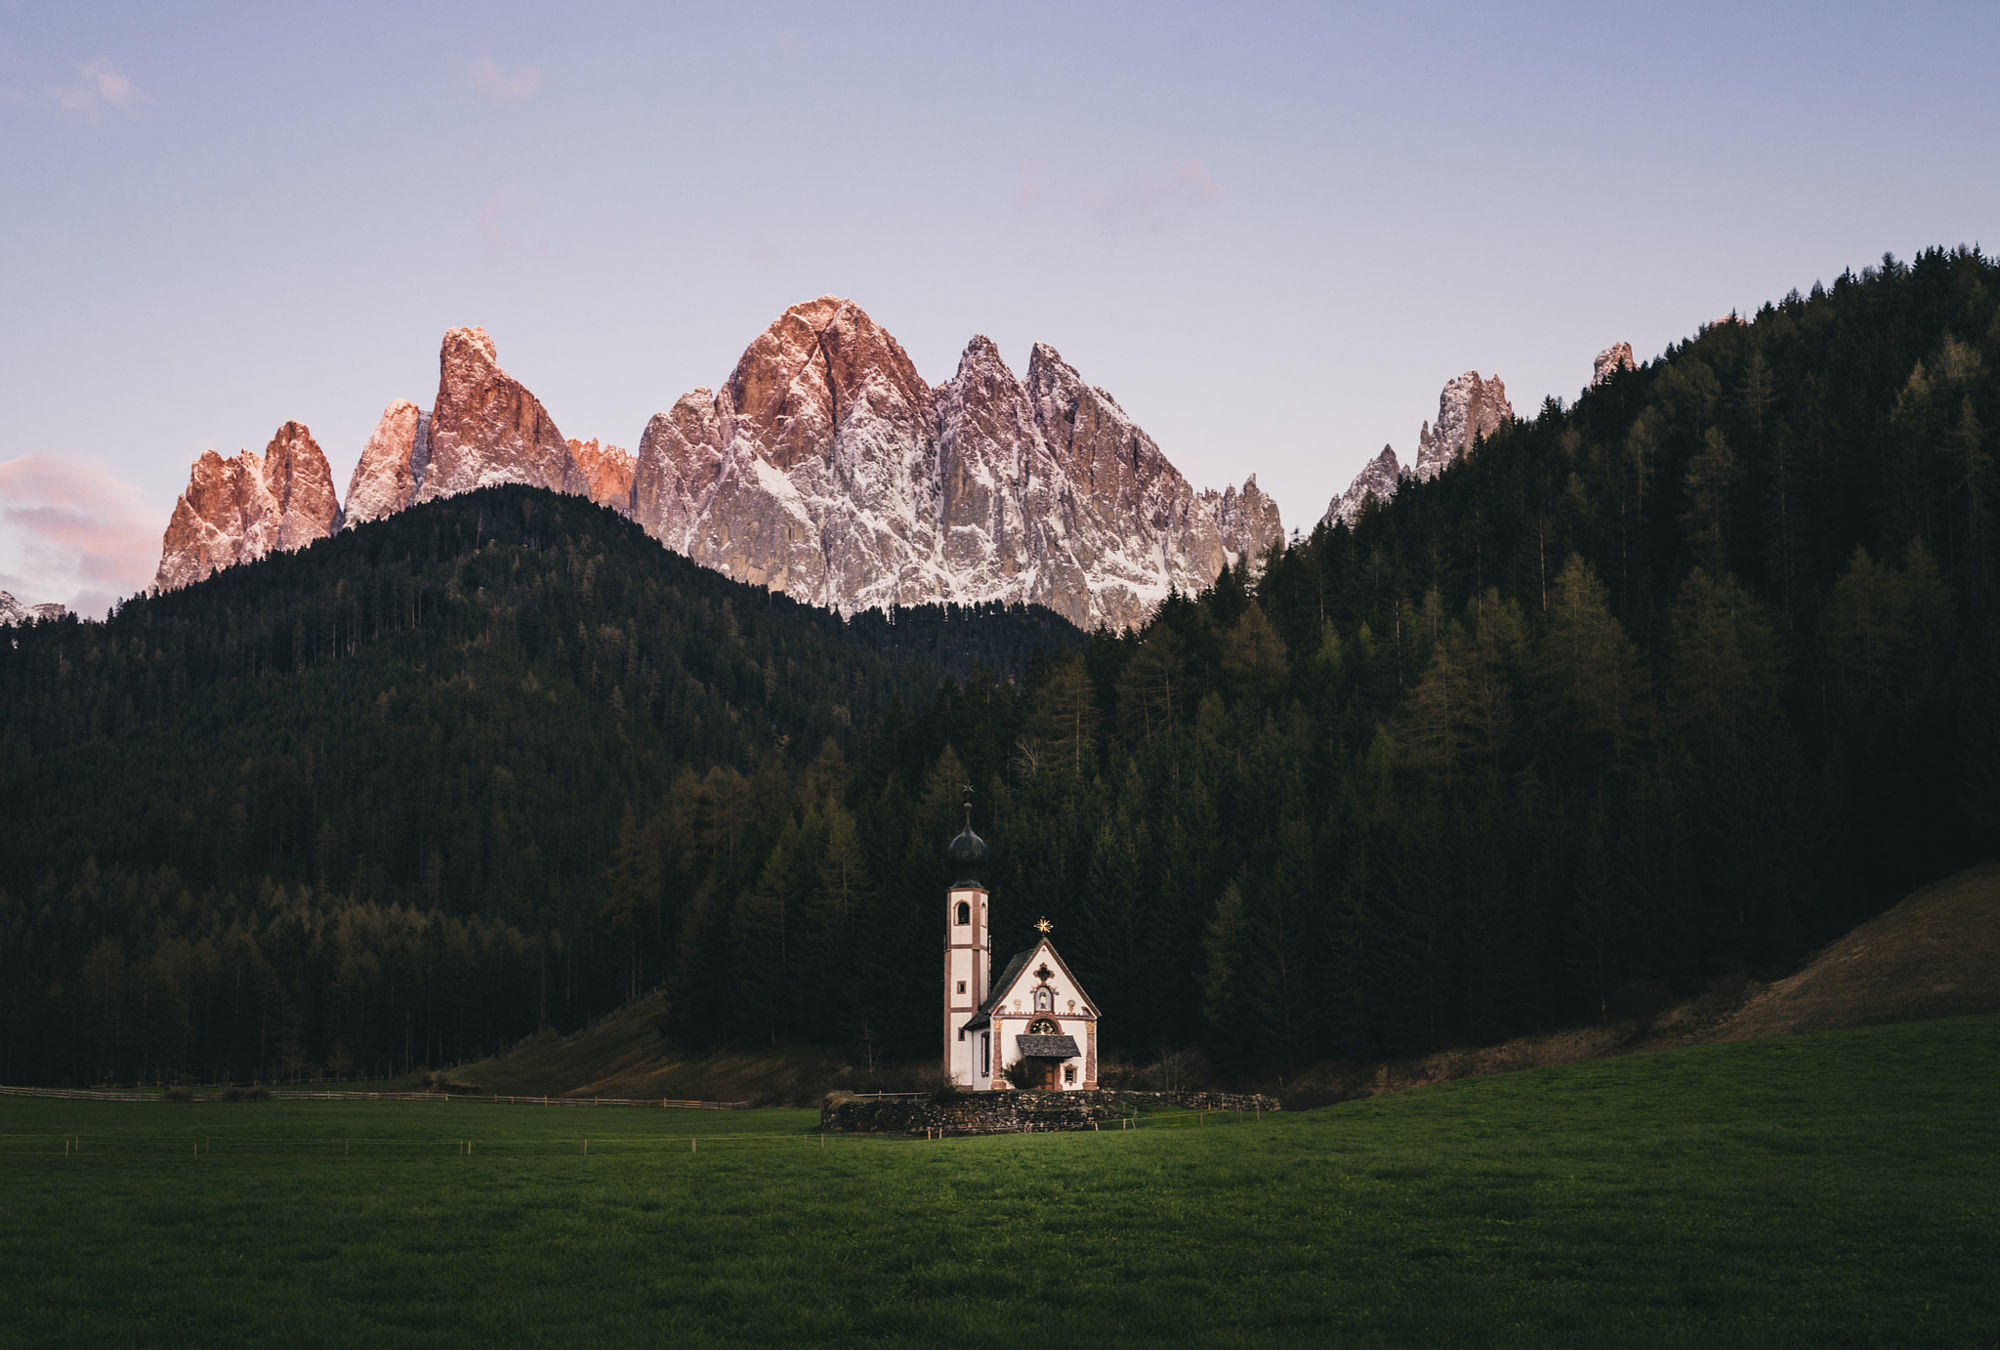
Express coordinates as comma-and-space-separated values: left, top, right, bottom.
960, 937, 1098, 1031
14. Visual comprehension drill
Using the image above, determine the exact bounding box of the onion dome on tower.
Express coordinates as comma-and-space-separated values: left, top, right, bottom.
948, 807, 987, 885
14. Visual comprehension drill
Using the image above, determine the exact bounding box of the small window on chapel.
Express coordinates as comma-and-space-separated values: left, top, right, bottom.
955, 901, 970, 926
956, 981, 966, 994
1064, 1065, 1077, 1086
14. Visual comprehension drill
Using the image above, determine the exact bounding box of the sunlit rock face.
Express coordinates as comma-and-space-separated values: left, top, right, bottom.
630, 296, 1281, 631
418, 326, 573, 503
344, 399, 428, 528
155, 422, 342, 590
152, 303, 1279, 628
566, 438, 635, 512
1593, 342, 1636, 387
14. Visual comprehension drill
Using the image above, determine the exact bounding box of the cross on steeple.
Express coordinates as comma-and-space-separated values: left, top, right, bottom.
1035, 917, 1052, 934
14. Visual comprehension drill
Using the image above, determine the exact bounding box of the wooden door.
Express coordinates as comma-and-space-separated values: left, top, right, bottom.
1039, 1061, 1058, 1090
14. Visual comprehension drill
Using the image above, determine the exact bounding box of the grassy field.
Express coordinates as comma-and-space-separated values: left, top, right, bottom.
3, 1017, 1996, 1347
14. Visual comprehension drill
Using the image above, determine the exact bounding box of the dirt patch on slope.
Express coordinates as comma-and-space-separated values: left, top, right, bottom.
1284, 863, 2000, 1107
1702, 863, 2000, 1043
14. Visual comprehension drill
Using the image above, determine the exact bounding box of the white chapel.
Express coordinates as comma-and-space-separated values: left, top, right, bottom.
942, 815, 1100, 1091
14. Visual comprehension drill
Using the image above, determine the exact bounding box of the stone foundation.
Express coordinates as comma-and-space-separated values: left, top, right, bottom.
820, 1088, 1280, 1136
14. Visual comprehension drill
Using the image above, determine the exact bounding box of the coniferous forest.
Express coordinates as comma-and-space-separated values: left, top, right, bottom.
3, 247, 1997, 1087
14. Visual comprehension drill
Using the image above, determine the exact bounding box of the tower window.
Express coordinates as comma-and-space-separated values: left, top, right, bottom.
957, 981, 966, 994
955, 901, 970, 926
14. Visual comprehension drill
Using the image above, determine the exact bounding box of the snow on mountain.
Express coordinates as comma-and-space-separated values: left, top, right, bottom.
629, 296, 1280, 630
0, 591, 67, 626
152, 299, 1281, 628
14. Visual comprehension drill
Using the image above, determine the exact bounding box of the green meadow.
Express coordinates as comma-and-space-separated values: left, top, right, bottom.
3, 1017, 1996, 1347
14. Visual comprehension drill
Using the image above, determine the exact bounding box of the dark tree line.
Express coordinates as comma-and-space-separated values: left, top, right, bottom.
3, 246, 1997, 1085
0, 491, 1079, 1083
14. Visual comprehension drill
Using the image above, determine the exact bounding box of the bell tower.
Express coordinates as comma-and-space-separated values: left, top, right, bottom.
943, 801, 991, 1085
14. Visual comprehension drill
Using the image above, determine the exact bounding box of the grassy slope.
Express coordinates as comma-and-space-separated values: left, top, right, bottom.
1710, 863, 2000, 1041
3, 1015, 1995, 1346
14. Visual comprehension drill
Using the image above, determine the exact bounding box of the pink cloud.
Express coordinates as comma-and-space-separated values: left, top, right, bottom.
464, 55, 542, 103
47, 58, 152, 122
0, 455, 161, 615
1014, 157, 1224, 235
477, 184, 543, 257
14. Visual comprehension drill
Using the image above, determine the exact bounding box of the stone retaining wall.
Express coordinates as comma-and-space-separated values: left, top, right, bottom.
820, 1088, 1279, 1136
1150, 1090, 1282, 1113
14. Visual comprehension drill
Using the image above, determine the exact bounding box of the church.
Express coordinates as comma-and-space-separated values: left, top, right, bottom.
942, 815, 1100, 1091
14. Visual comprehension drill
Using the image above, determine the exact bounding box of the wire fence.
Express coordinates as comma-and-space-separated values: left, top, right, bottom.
0, 1129, 869, 1160
0, 1084, 1272, 1161
0, 1110, 1268, 1163
0, 1084, 753, 1110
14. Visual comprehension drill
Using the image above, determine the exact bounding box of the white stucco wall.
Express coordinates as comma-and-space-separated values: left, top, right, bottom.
980, 937, 1098, 1090
942, 885, 990, 1084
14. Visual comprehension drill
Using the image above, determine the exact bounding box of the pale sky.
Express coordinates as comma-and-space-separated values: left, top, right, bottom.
4, 1, 1997, 615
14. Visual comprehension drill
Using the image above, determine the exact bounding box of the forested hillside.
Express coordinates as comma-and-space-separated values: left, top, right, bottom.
5, 247, 1997, 1088
979, 247, 1999, 1073
0, 490, 1081, 1083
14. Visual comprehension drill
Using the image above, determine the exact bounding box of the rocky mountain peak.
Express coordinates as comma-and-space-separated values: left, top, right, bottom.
150, 303, 1280, 629
1323, 444, 1404, 527
1414, 372, 1512, 482
1320, 366, 1515, 527
419, 326, 570, 502
155, 423, 342, 591
629, 301, 1280, 629
1205, 474, 1285, 563
565, 438, 636, 512
0, 591, 67, 626
1593, 342, 1636, 387
723, 296, 934, 475
345, 399, 428, 529
444, 324, 500, 371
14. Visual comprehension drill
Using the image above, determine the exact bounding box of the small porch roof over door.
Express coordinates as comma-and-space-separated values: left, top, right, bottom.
1014, 1033, 1082, 1059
